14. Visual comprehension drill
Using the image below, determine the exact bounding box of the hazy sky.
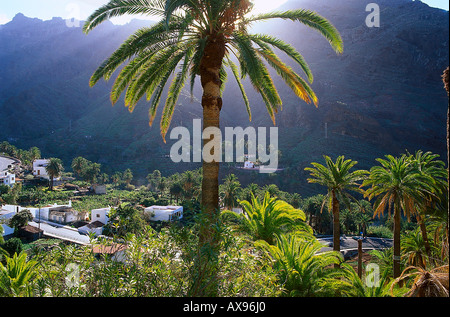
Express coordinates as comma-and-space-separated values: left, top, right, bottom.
0, 0, 448, 25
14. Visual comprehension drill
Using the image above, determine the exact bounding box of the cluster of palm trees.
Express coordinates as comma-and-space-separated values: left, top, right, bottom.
304, 152, 448, 279
78, 0, 448, 297
214, 151, 447, 296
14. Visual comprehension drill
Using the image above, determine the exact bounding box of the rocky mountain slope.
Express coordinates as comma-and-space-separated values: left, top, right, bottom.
0, 0, 448, 195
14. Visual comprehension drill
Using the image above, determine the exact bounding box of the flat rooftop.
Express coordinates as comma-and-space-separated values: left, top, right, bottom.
0, 156, 16, 172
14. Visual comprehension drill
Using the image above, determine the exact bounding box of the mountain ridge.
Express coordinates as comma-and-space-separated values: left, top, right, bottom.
0, 0, 448, 195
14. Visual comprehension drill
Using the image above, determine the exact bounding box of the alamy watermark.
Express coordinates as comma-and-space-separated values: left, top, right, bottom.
169, 119, 279, 173
65, 263, 80, 288
366, 3, 381, 28
365, 263, 380, 288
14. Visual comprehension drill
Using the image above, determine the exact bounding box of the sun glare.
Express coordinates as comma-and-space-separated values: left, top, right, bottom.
251, 0, 289, 14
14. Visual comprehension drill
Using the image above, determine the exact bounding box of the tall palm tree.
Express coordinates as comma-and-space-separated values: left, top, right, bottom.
363, 154, 432, 278
407, 150, 447, 260
83, 0, 343, 245
222, 192, 311, 244
158, 176, 168, 197
45, 158, 64, 191
442, 66, 449, 259
71, 156, 88, 178
305, 156, 368, 255
221, 174, 242, 210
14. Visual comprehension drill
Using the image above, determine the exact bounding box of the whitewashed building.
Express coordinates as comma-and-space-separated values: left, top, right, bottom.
0, 171, 16, 187
33, 159, 60, 180
90, 207, 110, 225
144, 205, 183, 222
78, 207, 110, 236
244, 161, 255, 169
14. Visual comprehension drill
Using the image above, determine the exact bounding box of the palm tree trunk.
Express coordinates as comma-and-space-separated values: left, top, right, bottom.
191, 32, 225, 297
443, 67, 449, 256
331, 190, 340, 268
393, 202, 402, 279
199, 32, 225, 244
417, 213, 432, 263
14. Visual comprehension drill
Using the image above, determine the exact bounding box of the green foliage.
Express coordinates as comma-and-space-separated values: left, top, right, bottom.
1, 183, 22, 205
0, 252, 37, 297
83, 0, 343, 140
339, 263, 408, 297
256, 233, 344, 297
222, 192, 312, 245
1, 238, 23, 258
71, 156, 102, 184
9, 209, 34, 231
103, 203, 148, 238
367, 225, 393, 239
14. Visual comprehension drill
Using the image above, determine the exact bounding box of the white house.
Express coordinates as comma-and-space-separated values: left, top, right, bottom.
244, 161, 255, 169
32, 201, 81, 224
78, 221, 105, 236
144, 205, 183, 222
78, 207, 110, 237
90, 207, 110, 225
33, 159, 60, 180
0, 171, 16, 187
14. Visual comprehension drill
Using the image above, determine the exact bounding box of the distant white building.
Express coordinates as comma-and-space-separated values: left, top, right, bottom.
244, 161, 255, 169
144, 205, 183, 222
90, 207, 110, 226
33, 159, 50, 179
0, 171, 15, 187
78, 207, 110, 237
2, 201, 81, 225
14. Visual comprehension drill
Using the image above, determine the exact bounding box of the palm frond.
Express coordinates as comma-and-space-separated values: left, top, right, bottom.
247, 9, 344, 54
83, 0, 167, 33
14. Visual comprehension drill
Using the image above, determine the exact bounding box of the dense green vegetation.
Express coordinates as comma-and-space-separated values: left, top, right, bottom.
1, 141, 448, 297
1, 0, 448, 299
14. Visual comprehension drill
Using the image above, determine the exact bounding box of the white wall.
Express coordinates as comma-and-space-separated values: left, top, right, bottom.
1, 172, 15, 187
145, 206, 183, 222
78, 225, 103, 237
33, 159, 49, 178
91, 208, 110, 225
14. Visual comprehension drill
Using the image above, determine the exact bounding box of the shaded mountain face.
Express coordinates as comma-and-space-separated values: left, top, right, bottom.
0, 0, 448, 195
